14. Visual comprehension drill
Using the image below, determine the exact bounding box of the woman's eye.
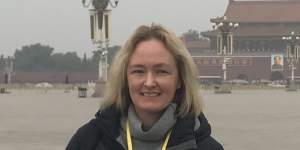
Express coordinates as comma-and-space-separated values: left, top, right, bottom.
132, 70, 144, 74
157, 70, 168, 74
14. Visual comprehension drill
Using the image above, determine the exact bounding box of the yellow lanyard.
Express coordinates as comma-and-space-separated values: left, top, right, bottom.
126, 119, 172, 150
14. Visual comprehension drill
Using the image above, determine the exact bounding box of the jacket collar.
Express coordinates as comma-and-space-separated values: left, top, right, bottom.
195, 113, 212, 141
168, 113, 212, 149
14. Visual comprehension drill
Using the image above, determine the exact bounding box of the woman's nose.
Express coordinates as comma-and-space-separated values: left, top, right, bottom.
144, 72, 157, 88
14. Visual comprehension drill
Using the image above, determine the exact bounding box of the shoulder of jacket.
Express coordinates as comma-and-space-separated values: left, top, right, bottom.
77, 119, 104, 139
196, 136, 224, 150
66, 119, 104, 150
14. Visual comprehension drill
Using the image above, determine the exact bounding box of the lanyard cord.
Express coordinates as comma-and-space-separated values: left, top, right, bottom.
126, 119, 172, 150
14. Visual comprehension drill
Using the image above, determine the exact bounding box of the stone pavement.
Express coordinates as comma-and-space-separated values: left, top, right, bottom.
1, 89, 300, 150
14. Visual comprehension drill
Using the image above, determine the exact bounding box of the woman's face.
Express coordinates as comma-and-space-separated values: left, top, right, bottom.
127, 39, 181, 116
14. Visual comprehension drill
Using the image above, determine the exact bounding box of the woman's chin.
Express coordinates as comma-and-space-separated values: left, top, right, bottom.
135, 104, 165, 115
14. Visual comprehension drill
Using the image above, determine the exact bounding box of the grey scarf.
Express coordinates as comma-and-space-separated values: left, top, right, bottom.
117, 103, 177, 150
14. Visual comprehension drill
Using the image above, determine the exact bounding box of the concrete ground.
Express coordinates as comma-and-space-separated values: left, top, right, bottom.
0, 89, 300, 150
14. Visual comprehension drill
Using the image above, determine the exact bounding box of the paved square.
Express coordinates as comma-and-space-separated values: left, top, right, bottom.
1, 89, 299, 150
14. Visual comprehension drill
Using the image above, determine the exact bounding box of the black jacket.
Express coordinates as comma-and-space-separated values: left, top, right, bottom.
66, 106, 223, 150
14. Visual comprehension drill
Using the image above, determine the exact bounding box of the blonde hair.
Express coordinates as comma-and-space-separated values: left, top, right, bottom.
101, 24, 203, 117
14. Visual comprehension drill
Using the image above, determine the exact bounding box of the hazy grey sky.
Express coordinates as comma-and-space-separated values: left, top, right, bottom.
0, 0, 228, 57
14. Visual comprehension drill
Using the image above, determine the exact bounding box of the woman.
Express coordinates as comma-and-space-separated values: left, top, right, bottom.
66, 24, 223, 150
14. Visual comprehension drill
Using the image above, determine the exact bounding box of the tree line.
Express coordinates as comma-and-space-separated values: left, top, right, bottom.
3, 43, 120, 72
0, 29, 202, 72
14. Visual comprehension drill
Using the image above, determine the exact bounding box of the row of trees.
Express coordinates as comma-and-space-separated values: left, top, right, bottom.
182, 29, 202, 41
1, 29, 201, 72
11, 43, 120, 72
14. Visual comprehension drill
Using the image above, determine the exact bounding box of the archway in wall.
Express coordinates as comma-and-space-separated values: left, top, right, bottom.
271, 71, 284, 81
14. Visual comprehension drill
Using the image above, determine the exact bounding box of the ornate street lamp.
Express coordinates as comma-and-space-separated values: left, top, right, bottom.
212, 16, 239, 81
282, 31, 299, 91
82, 0, 119, 97
211, 16, 239, 93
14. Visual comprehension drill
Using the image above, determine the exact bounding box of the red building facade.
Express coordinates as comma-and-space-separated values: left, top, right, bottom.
195, 0, 300, 82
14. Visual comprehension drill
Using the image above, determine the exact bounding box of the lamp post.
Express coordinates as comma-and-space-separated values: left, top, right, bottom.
282, 31, 299, 91
82, 0, 119, 97
1, 56, 13, 94
4, 56, 13, 85
211, 16, 239, 93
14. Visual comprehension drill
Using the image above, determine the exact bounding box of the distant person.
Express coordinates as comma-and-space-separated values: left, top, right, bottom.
66, 24, 223, 150
272, 55, 283, 70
